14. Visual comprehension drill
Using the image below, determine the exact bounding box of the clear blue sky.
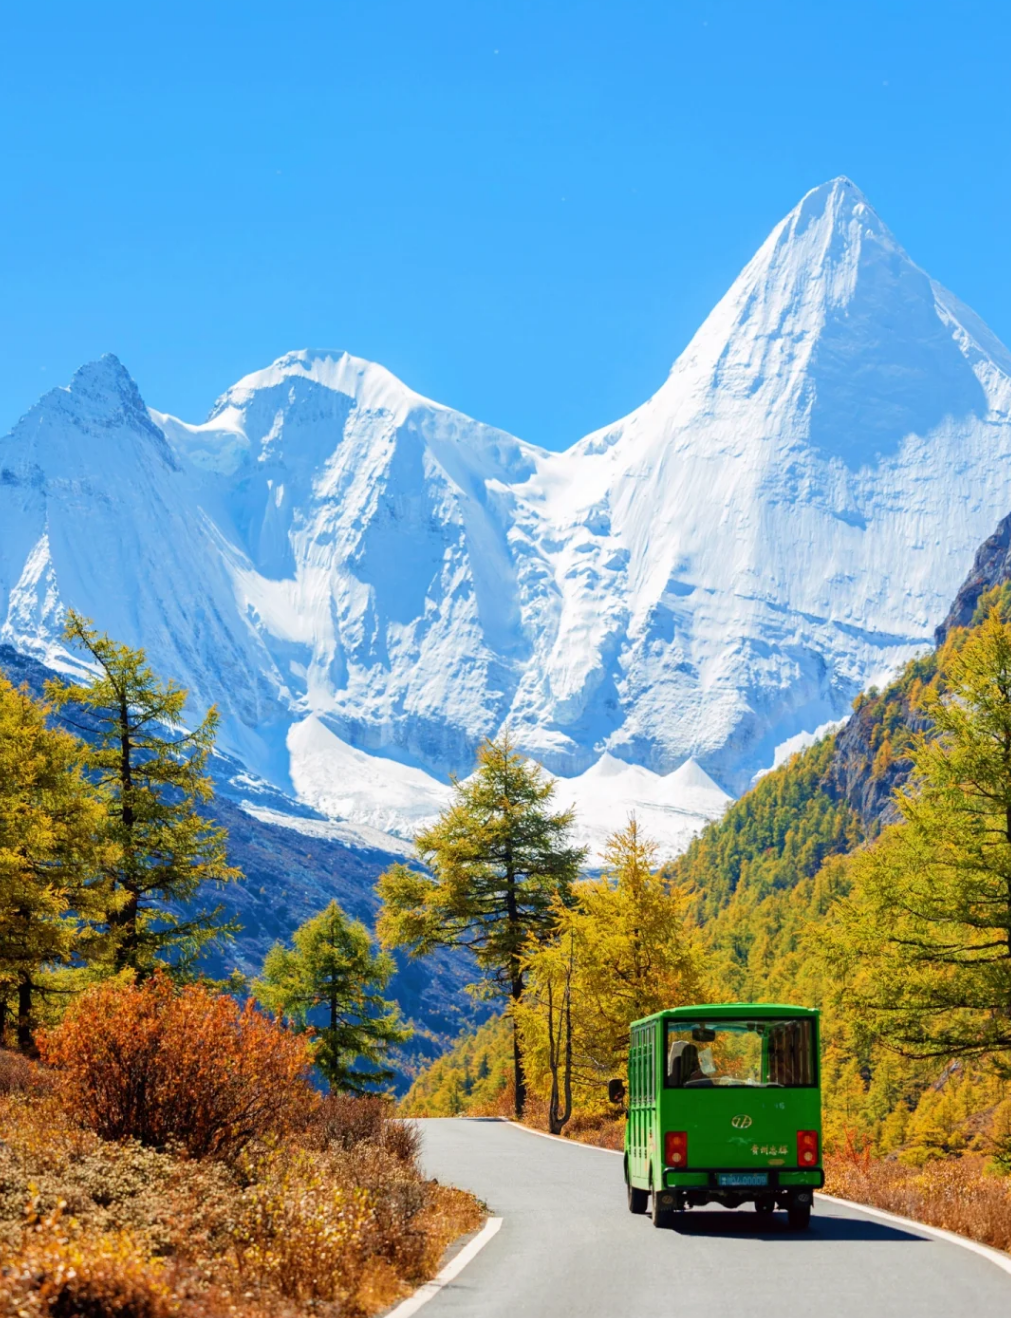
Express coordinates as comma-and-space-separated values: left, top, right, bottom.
3, 1, 1009, 450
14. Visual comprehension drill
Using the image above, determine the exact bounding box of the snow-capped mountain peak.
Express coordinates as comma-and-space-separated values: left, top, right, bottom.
624, 174, 988, 473
5, 178, 1011, 848
210, 349, 442, 425
11, 354, 178, 476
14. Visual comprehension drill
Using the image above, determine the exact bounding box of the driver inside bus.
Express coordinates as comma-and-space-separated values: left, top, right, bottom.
667, 1040, 713, 1087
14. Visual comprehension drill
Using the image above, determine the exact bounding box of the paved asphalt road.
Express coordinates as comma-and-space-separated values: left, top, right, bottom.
415, 1118, 1011, 1316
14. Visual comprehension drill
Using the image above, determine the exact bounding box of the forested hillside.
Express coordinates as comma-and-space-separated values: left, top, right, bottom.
402, 570, 1011, 1177
0, 641, 483, 1085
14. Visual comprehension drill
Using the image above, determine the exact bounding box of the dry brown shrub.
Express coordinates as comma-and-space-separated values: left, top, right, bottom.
384, 1119, 422, 1165
301, 1093, 421, 1165
227, 1132, 483, 1318
0, 1049, 49, 1097
0, 1214, 175, 1318
825, 1153, 1011, 1254
230, 1146, 374, 1307
302, 1092, 386, 1150
0, 1110, 482, 1318
561, 1111, 625, 1150
38, 974, 316, 1160
0, 1010, 484, 1318
0, 1095, 238, 1259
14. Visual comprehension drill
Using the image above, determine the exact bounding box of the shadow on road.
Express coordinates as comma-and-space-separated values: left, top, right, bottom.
666, 1211, 926, 1244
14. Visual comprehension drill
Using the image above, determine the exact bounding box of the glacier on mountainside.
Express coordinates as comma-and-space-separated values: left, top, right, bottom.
3, 176, 1011, 845
286, 716, 731, 865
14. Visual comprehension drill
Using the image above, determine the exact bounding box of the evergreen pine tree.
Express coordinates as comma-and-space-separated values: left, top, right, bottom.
377, 736, 585, 1116
253, 900, 410, 1092
839, 606, 1011, 1069
0, 676, 107, 1050
47, 612, 240, 975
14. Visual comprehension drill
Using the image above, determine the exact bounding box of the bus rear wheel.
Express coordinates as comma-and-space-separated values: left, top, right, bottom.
651, 1181, 674, 1228
626, 1163, 648, 1214
787, 1202, 812, 1231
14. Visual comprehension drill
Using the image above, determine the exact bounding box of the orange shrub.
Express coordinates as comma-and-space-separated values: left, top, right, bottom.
38, 974, 315, 1159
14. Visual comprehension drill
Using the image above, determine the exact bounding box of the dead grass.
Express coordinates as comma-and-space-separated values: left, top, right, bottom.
824, 1153, 1011, 1255
559, 1112, 624, 1150
0, 1088, 483, 1318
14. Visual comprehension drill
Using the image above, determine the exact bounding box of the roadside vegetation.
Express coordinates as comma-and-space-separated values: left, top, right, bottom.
397, 593, 1011, 1256
0, 977, 480, 1318
0, 615, 482, 1316
10, 590, 1011, 1285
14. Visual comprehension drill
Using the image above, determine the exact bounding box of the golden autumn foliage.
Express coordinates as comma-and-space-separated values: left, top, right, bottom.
516, 818, 705, 1122
1, 1213, 176, 1318
405, 604, 1011, 1261
0, 618, 244, 1048
377, 735, 585, 1117
833, 607, 1011, 1064
0, 674, 109, 1049
48, 611, 241, 976
399, 1014, 513, 1118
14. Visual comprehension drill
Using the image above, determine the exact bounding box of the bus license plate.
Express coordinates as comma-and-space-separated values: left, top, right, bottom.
718, 1173, 769, 1187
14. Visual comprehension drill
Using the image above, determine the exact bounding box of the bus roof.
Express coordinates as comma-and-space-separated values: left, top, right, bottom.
630, 1002, 819, 1027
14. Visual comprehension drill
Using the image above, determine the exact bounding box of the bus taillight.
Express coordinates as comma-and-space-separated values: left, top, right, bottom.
665, 1131, 688, 1167
797, 1130, 819, 1166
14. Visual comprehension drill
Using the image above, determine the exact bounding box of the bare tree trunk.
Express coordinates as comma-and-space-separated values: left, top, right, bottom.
562, 943, 573, 1128
511, 972, 526, 1117
16, 975, 34, 1055
548, 939, 574, 1135
547, 978, 560, 1132
113, 696, 139, 973
504, 839, 527, 1118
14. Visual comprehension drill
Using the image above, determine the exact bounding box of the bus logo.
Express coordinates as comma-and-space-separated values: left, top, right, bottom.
731, 1114, 753, 1129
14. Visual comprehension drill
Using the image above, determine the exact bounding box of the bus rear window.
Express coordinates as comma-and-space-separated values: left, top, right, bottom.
664, 1018, 816, 1089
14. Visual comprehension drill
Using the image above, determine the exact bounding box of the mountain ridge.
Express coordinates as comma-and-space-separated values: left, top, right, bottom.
3, 177, 1010, 829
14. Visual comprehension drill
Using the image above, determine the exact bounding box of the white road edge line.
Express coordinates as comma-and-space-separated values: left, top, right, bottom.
506, 1119, 1011, 1280
506, 1119, 621, 1153
384, 1215, 503, 1318
816, 1192, 1011, 1278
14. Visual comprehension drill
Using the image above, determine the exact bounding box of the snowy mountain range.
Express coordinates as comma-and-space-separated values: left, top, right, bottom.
3, 176, 1010, 860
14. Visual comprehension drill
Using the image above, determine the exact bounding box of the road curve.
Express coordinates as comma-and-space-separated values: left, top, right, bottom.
415, 1117, 1011, 1316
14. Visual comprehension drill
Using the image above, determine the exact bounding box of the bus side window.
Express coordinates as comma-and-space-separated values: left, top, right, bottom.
631, 1027, 639, 1106
647, 1027, 653, 1103
767, 1019, 814, 1085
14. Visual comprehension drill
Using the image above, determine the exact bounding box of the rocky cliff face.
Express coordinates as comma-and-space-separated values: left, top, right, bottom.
822, 685, 929, 828
823, 505, 1011, 831
935, 511, 1011, 645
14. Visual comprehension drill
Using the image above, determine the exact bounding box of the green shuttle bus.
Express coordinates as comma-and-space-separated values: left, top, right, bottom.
612, 1003, 822, 1230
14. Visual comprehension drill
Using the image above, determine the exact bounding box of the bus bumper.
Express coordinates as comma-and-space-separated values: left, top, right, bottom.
662, 1167, 824, 1207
